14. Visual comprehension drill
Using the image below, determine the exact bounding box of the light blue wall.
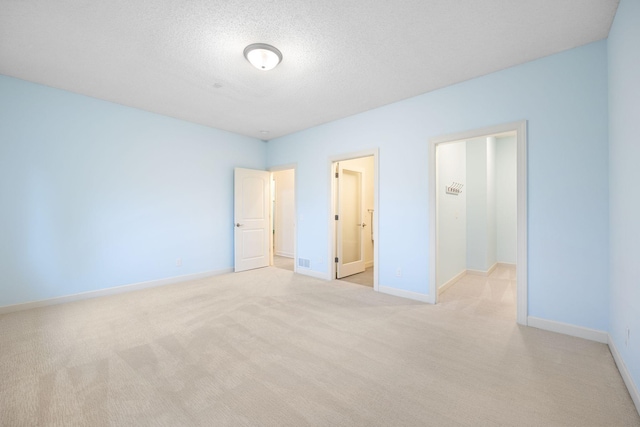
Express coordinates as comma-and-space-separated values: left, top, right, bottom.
0, 75, 266, 307
268, 40, 609, 331
496, 136, 517, 264
0, 8, 632, 385
0, 30, 616, 342
608, 0, 640, 400
436, 141, 466, 287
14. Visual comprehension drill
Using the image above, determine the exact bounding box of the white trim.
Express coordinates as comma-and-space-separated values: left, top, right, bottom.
0, 268, 233, 315
428, 138, 437, 305
275, 251, 294, 258
296, 269, 331, 280
467, 263, 498, 277
270, 174, 274, 269
428, 120, 528, 324
527, 316, 608, 343
515, 121, 528, 326
379, 286, 430, 303
328, 148, 380, 292
438, 262, 514, 297
438, 262, 512, 297
438, 270, 466, 296
269, 162, 298, 172
608, 334, 640, 415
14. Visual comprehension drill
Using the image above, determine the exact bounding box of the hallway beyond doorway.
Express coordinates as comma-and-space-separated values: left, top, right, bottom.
273, 255, 294, 272
338, 267, 373, 287
429, 120, 527, 324
438, 265, 516, 321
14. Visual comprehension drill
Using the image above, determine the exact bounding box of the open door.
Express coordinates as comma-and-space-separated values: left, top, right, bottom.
336, 162, 366, 278
234, 168, 270, 272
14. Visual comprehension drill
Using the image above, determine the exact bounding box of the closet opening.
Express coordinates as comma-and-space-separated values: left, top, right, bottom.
429, 121, 527, 324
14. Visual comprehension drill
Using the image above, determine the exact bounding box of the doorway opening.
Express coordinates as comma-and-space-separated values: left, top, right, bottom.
330, 150, 379, 290
271, 168, 296, 272
233, 166, 297, 273
428, 121, 527, 325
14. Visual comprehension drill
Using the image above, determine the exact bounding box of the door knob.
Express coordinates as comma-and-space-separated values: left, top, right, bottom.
235, 223, 243, 227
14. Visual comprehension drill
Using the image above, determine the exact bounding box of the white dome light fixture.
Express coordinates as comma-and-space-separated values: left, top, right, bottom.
243, 43, 282, 71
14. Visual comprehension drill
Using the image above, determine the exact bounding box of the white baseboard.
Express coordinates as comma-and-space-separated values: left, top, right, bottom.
297, 269, 330, 280
438, 270, 466, 296
0, 268, 233, 315
608, 334, 640, 416
527, 316, 608, 343
467, 263, 498, 277
379, 286, 431, 303
487, 263, 498, 275
274, 251, 294, 258
437, 262, 515, 297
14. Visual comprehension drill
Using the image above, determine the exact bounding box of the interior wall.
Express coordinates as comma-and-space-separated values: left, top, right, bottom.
267, 40, 609, 332
465, 135, 510, 272
496, 136, 517, 264
273, 169, 295, 258
608, 0, 640, 398
339, 156, 374, 267
465, 137, 490, 272
486, 136, 497, 268
436, 142, 467, 287
0, 75, 266, 308
467, 136, 504, 273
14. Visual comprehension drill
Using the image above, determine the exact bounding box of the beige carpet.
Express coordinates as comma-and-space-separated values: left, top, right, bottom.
339, 267, 374, 287
273, 255, 294, 272
1, 267, 638, 426
438, 265, 518, 320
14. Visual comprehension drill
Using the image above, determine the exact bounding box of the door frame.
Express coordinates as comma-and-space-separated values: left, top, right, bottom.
428, 120, 528, 325
269, 163, 297, 273
329, 148, 379, 291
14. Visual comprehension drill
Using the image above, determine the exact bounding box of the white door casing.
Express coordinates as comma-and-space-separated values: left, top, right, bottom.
234, 168, 270, 272
336, 162, 366, 278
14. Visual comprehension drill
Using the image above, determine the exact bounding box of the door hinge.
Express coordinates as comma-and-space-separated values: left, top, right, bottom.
335, 172, 339, 178
335, 214, 339, 220
335, 257, 339, 263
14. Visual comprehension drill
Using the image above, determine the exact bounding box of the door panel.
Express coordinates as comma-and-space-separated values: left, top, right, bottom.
342, 169, 362, 264
337, 163, 366, 278
234, 168, 270, 272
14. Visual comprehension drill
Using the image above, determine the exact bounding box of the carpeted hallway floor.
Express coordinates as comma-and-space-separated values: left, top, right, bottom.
1, 267, 638, 426
273, 255, 294, 272
339, 267, 374, 287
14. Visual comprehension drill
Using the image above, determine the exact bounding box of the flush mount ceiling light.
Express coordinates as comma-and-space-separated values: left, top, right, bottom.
243, 43, 282, 71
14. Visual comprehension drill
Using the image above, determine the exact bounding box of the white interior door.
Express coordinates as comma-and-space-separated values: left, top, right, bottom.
234, 168, 270, 272
336, 163, 366, 278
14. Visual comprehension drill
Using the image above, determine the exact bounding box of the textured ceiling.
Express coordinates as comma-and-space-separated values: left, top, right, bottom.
0, 0, 619, 140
